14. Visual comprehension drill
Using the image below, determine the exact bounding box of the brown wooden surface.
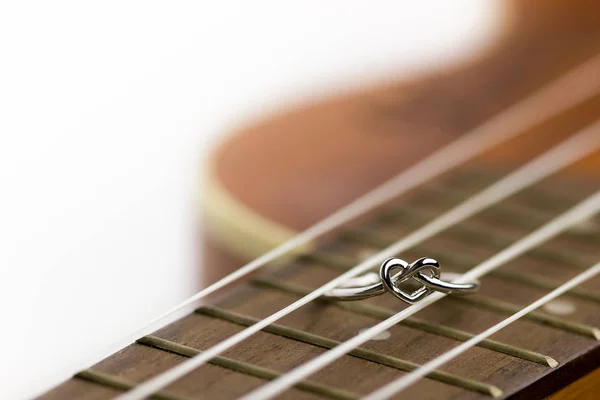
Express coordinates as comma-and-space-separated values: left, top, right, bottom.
40, 0, 600, 398
42, 171, 600, 399
550, 367, 600, 400
214, 0, 600, 233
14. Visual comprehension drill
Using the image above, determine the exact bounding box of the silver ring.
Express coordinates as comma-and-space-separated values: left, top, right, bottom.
324, 257, 479, 304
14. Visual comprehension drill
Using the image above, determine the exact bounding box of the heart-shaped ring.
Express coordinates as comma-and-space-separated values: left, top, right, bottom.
323, 257, 479, 304
380, 257, 441, 304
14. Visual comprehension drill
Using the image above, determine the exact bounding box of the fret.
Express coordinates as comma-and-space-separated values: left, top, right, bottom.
74, 370, 192, 400
41, 174, 600, 400
195, 306, 502, 397
461, 269, 600, 305
331, 180, 599, 308
412, 169, 594, 227
406, 177, 600, 243
421, 252, 600, 303
148, 302, 473, 399
36, 4, 600, 396
300, 247, 600, 338
340, 222, 595, 278
136, 335, 359, 400
442, 170, 585, 209
380, 200, 549, 232
55, 327, 333, 400
303, 249, 600, 305
409, 184, 553, 227
341, 225, 593, 270
250, 277, 557, 367
432, 226, 586, 267
256, 170, 600, 397
382, 199, 599, 247
448, 296, 600, 340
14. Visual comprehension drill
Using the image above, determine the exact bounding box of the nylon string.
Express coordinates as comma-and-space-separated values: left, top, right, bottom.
365, 261, 600, 399
117, 117, 600, 400
241, 189, 600, 400
78, 53, 600, 387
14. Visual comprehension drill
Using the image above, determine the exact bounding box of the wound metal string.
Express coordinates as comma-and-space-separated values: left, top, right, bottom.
116, 118, 600, 400
364, 261, 600, 400
240, 190, 600, 400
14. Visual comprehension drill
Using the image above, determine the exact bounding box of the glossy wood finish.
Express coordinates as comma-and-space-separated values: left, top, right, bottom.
550, 367, 600, 400
212, 0, 600, 235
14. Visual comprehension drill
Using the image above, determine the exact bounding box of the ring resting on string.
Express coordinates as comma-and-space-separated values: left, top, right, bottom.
324, 257, 479, 304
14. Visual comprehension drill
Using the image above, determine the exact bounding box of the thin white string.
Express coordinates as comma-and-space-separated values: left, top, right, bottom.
365, 261, 600, 400
117, 118, 600, 400
242, 189, 600, 400
88, 53, 600, 384
241, 189, 600, 400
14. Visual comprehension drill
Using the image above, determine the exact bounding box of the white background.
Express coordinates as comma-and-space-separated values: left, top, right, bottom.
0, 2, 503, 398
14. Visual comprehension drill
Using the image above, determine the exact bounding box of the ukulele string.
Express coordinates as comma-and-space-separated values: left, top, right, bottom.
116, 119, 600, 400
82, 51, 600, 389
239, 186, 600, 400
365, 261, 600, 400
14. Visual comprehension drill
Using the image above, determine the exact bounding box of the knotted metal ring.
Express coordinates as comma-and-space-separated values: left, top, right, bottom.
324, 257, 479, 304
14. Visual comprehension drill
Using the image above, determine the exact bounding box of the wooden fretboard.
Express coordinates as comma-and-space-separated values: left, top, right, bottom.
41, 168, 600, 400
40, 1, 600, 396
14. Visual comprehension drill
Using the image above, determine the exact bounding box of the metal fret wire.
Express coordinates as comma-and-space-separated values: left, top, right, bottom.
251, 277, 561, 364
403, 183, 599, 243
195, 306, 503, 396
239, 189, 600, 400
263, 269, 599, 340
342, 230, 600, 304
116, 120, 600, 400
364, 261, 600, 400
375, 209, 595, 267
135, 336, 360, 400
71, 54, 600, 392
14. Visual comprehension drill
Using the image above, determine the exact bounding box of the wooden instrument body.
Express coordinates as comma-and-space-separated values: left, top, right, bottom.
201, 0, 600, 398
41, 0, 600, 399
204, 0, 600, 279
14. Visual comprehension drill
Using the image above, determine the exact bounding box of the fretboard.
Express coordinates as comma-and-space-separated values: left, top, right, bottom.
39, 1, 600, 396
41, 167, 600, 400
